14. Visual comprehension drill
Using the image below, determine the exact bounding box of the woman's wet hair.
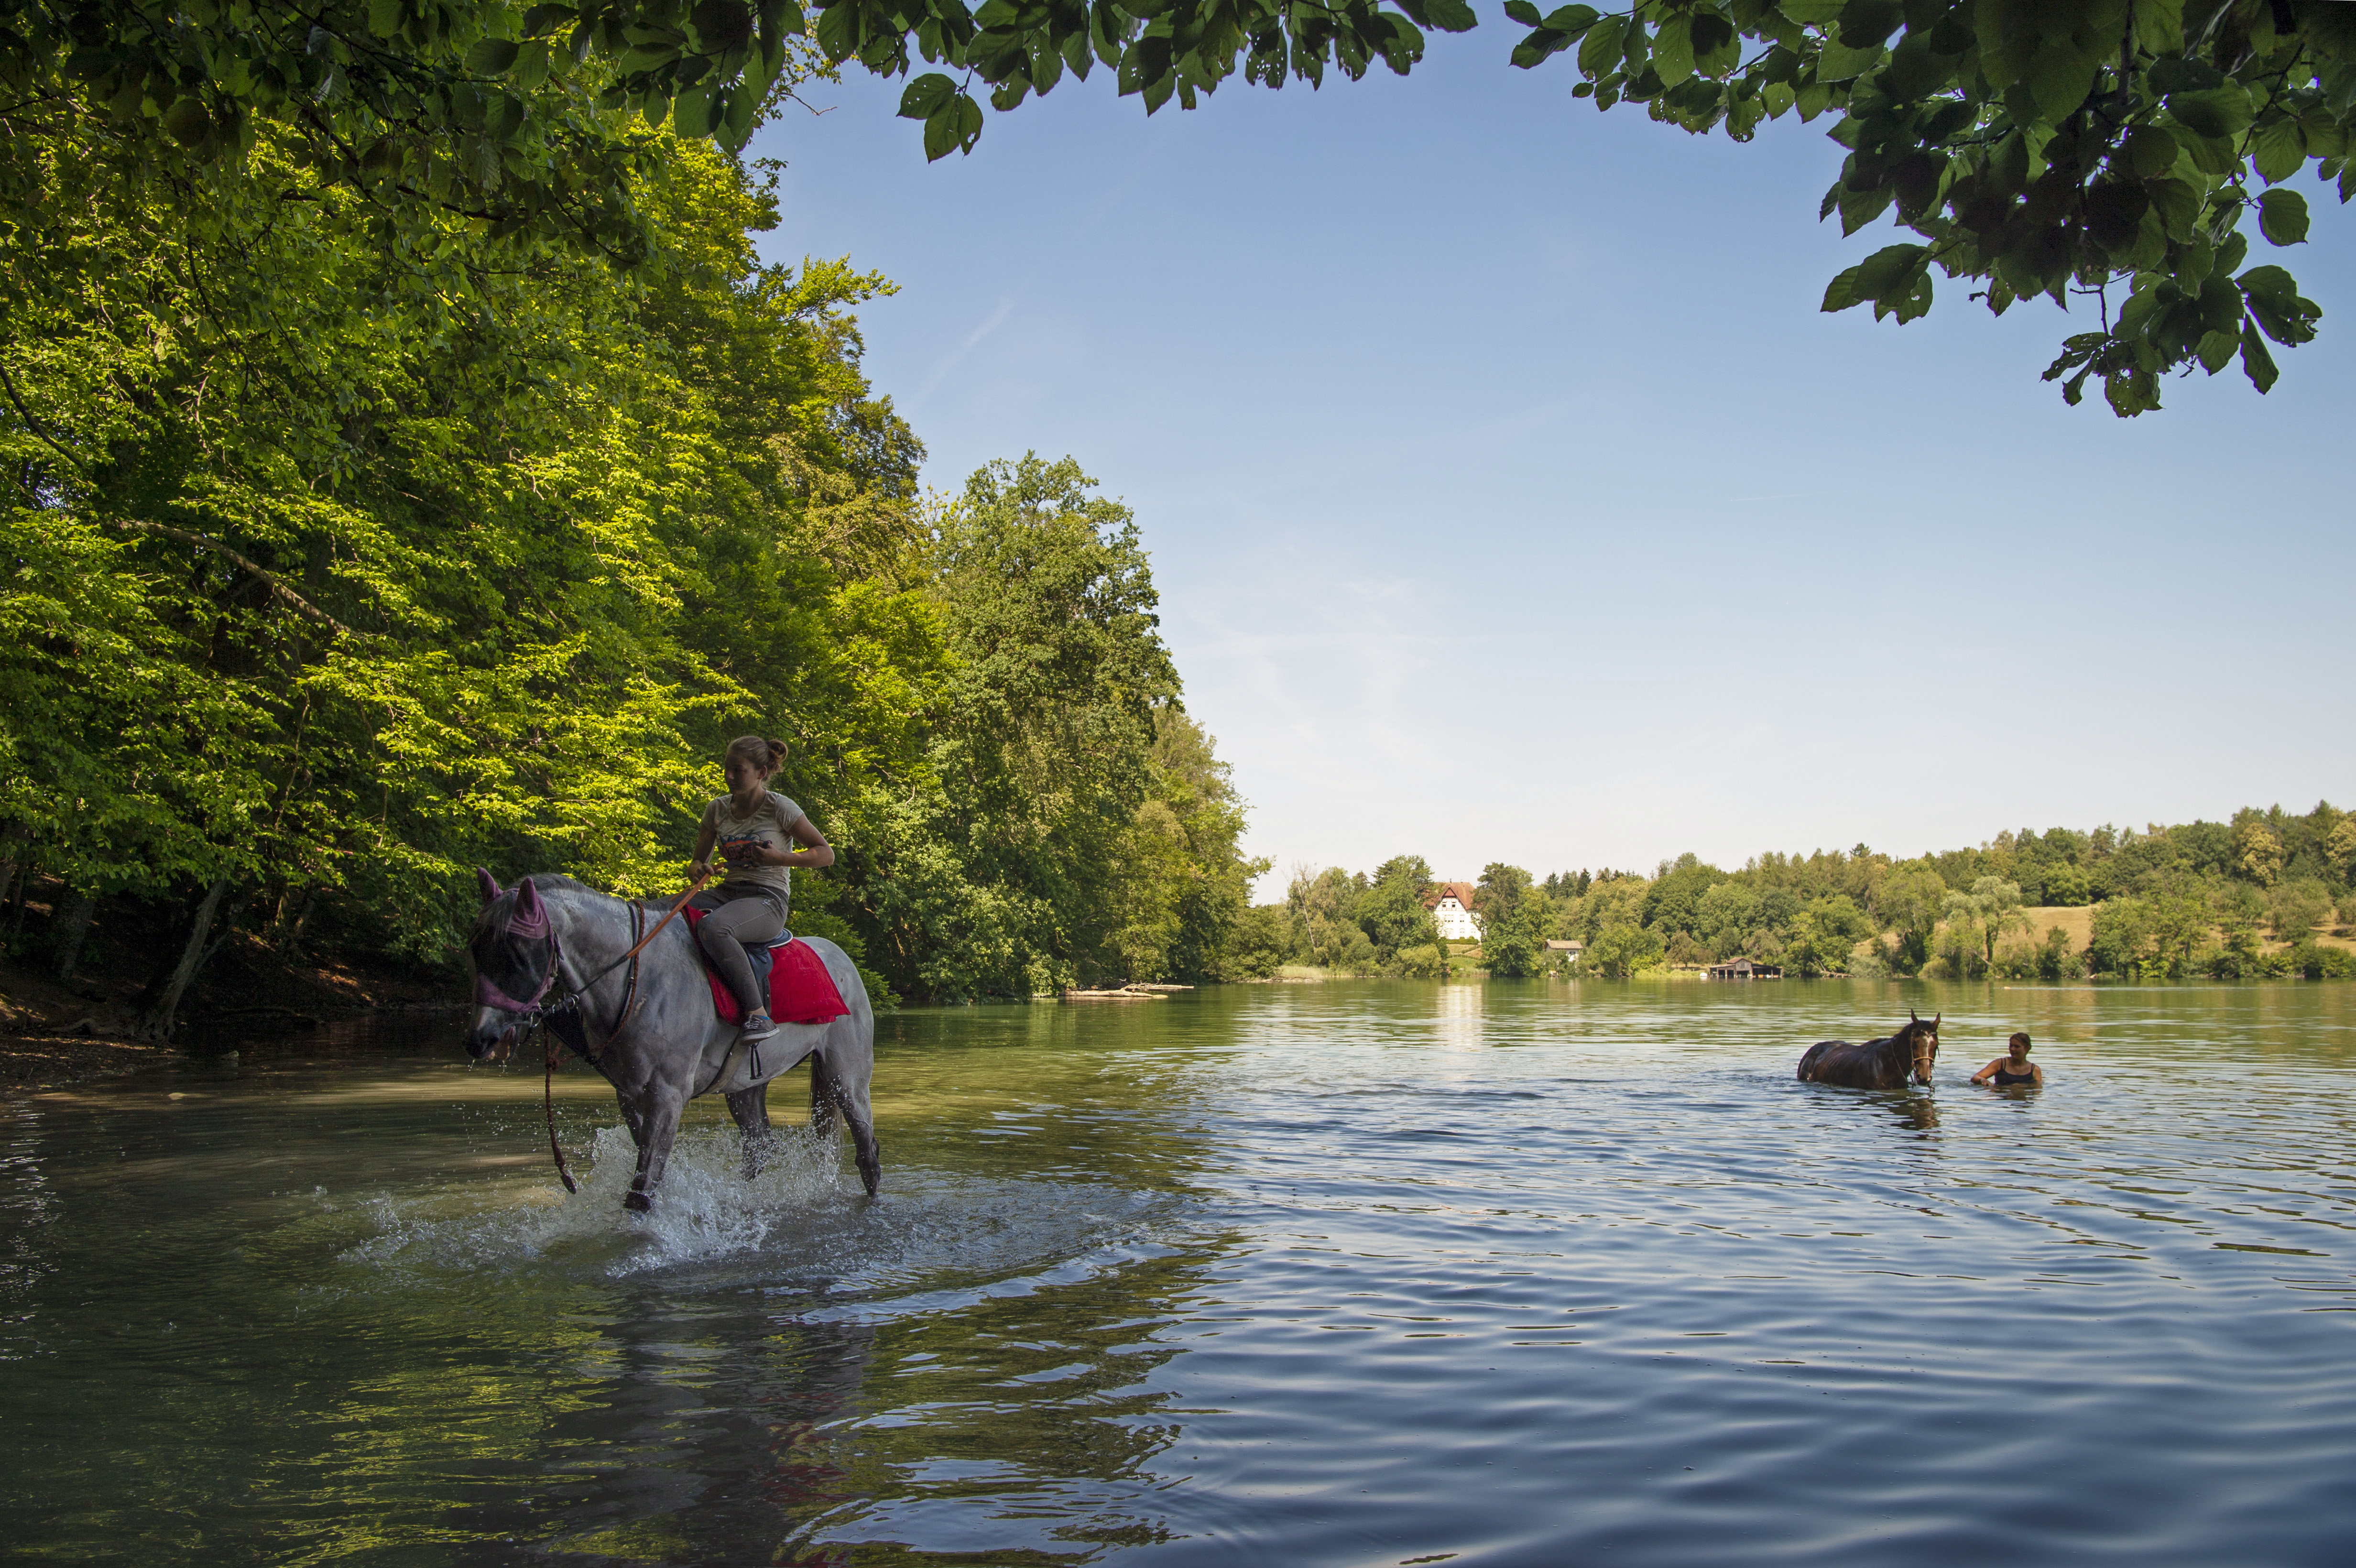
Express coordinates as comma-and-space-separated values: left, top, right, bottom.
2010, 1032, 2032, 1050
725, 733, 789, 778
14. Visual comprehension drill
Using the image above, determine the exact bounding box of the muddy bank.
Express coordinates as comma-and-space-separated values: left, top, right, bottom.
0, 936, 458, 1089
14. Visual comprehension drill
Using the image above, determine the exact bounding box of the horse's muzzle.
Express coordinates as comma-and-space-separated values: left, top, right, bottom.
465, 1007, 520, 1062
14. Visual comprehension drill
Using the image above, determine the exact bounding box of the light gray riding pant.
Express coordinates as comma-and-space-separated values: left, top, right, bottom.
688, 886, 785, 1015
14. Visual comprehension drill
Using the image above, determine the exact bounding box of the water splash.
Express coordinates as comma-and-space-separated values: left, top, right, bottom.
343, 1121, 851, 1280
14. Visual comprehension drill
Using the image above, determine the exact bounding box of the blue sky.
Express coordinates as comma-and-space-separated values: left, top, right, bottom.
748, 36, 2355, 894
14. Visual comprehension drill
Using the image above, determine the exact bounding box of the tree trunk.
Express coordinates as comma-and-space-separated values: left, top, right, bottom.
54, 891, 96, 981
143, 877, 230, 1038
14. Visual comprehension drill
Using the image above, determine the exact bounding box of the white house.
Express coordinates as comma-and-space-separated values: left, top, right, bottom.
1425, 881, 1482, 941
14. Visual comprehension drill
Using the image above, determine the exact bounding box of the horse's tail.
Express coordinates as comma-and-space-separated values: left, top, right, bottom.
1797, 1040, 1836, 1081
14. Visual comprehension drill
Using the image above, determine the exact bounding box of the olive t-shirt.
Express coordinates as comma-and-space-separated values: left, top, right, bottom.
700, 791, 805, 903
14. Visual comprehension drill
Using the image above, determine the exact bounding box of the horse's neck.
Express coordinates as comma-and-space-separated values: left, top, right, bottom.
550, 888, 630, 965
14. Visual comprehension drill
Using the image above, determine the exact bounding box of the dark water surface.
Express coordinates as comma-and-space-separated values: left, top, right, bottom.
6, 981, 2356, 1565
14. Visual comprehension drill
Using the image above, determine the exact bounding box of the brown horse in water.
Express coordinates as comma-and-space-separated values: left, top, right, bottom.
1797, 1011, 1940, 1089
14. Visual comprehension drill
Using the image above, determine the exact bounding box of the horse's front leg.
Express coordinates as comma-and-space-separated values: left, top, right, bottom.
622, 1078, 689, 1213
726, 1084, 775, 1180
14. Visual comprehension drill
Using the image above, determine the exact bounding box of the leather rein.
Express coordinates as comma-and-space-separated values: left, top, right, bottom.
481, 869, 710, 1194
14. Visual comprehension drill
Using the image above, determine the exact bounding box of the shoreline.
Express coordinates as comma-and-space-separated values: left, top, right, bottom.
0, 937, 455, 1091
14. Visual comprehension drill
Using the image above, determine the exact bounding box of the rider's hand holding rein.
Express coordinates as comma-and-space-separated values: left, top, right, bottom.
717, 835, 832, 871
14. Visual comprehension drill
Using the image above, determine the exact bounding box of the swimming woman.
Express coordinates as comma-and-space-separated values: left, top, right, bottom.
1970, 1032, 2043, 1088
685, 734, 834, 1041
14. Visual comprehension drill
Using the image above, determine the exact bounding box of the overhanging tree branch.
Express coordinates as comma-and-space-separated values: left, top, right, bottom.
107, 519, 354, 637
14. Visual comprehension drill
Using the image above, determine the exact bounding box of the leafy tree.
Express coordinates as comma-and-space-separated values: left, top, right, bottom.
1585, 919, 1666, 978
1474, 860, 1542, 976
1287, 864, 1371, 968
2145, 873, 2214, 972
847, 454, 1195, 996
1874, 861, 1948, 974
2268, 877, 2333, 940
1394, 941, 1452, 978
1782, 892, 1869, 977
1356, 853, 1440, 961
1228, 903, 1291, 978
2210, 879, 2268, 976
1945, 874, 2030, 968
1572, 873, 1650, 945
1640, 851, 1725, 939
2042, 862, 2094, 905
2035, 924, 2086, 980
2327, 817, 2356, 885
2236, 818, 2288, 886
1, 113, 896, 1022
2090, 893, 2153, 975
0, 96, 1268, 1013
1694, 879, 1761, 958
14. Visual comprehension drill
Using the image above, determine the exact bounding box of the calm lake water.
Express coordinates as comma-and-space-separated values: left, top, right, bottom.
5, 980, 2355, 1565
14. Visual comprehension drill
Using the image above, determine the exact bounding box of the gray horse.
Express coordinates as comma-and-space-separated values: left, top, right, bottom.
463, 871, 881, 1210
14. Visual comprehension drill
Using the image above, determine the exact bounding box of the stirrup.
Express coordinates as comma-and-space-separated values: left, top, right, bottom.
741, 1011, 778, 1041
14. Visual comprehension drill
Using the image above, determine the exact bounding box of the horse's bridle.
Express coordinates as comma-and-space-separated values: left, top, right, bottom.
471, 935, 569, 1024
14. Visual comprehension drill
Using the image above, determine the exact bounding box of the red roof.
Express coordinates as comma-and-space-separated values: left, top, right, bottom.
1423, 882, 1478, 909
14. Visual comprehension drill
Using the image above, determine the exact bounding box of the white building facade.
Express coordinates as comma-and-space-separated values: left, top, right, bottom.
1427, 882, 1482, 941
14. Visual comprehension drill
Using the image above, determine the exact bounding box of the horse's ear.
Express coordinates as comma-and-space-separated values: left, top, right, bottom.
516, 877, 543, 919
1910, 1007, 1920, 1023
476, 867, 502, 904
1932, 1013, 1941, 1029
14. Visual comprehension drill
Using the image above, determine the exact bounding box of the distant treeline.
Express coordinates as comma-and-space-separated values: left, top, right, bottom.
1244, 804, 2356, 983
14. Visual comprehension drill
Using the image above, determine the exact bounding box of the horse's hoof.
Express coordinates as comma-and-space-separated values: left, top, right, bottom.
622, 1191, 653, 1213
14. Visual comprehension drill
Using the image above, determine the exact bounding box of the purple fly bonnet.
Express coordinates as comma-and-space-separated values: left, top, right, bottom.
472, 871, 559, 1014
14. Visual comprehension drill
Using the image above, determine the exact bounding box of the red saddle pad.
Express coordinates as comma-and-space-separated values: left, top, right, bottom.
680, 907, 850, 1026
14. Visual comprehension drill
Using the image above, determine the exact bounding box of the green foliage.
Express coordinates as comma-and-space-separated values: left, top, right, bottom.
1993, 923, 2087, 981
24, 0, 2356, 412
2286, 938, 2356, 980
2329, 817, 2356, 884
2042, 862, 2093, 905
1473, 861, 1543, 977
1942, 875, 2030, 970
2268, 878, 2334, 940
1503, 0, 2354, 411
0, 0, 839, 258
1532, 803, 2351, 985
834, 456, 1265, 997
1227, 903, 1291, 978
1782, 893, 1871, 977
1876, 862, 1950, 975
0, 106, 1263, 1006
1584, 918, 1665, 979
1392, 941, 1452, 979
1356, 854, 1440, 962
1640, 850, 1726, 939
1285, 864, 1377, 971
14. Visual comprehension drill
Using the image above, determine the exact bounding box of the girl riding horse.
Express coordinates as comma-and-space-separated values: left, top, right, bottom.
686, 735, 835, 1042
